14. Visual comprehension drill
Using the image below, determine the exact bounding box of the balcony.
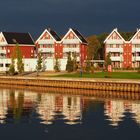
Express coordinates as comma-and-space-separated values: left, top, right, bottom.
132, 48, 140, 52
106, 40, 124, 44
111, 56, 121, 61
38, 48, 54, 53
63, 48, 80, 53
132, 57, 140, 61
63, 39, 80, 44
106, 48, 123, 53
131, 39, 140, 44
0, 50, 6, 54
0, 42, 7, 46
38, 39, 54, 44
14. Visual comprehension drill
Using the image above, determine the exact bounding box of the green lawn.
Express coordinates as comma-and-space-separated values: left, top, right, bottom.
52, 72, 140, 79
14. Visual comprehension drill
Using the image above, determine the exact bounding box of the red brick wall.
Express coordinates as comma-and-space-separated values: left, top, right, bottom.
55, 43, 63, 58
6, 45, 35, 58
80, 44, 87, 65
123, 43, 132, 68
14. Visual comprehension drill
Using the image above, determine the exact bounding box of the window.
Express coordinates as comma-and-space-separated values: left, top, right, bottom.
136, 44, 140, 48
116, 44, 119, 48
137, 52, 140, 56
0, 64, 3, 67
0, 54, 6, 58
40, 45, 43, 48
6, 64, 10, 67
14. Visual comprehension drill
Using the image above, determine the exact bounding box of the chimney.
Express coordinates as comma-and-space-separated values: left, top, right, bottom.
48, 27, 51, 32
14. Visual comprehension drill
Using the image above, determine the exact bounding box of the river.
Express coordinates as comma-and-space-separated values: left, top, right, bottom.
0, 87, 140, 140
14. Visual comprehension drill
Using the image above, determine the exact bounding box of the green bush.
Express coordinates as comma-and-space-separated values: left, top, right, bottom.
54, 58, 60, 72
8, 64, 15, 76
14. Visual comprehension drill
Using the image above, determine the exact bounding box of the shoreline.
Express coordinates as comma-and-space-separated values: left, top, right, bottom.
0, 76, 139, 93
0, 84, 140, 101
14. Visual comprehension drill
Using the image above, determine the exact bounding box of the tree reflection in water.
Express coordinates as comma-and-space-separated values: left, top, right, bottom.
0, 87, 139, 128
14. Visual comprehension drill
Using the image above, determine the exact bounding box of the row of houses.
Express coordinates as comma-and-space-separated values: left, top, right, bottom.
0, 27, 140, 72
104, 28, 140, 68
0, 28, 88, 71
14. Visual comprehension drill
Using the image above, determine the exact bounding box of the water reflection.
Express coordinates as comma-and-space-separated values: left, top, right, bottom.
104, 100, 140, 127
37, 94, 82, 125
0, 88, 139, 127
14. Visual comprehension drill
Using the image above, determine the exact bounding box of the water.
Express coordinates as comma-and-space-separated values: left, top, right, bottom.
0, 87, 140, 140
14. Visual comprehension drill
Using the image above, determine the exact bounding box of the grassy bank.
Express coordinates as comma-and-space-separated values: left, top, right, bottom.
51, 72, 140, 79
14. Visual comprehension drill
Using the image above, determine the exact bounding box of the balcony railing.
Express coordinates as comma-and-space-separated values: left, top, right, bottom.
132, 57, 140, 61
0, 50, 6, 54
38, 48, 54, 53
111, 56, 121, 61
38, 39, 54, 44
63, 39, 80, 44
106, 40, 124, 44
106, 48, 123, 53
0, 42, 7, 46
63, 48, 80, 52
132, 48, 140, 52
131, 39, 140, 44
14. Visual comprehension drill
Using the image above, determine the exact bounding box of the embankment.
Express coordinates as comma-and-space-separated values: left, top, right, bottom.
0, 76, 139, 93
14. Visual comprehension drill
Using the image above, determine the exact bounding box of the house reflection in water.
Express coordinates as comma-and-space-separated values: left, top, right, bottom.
104, 100, 140, 127
0, 89, 38, 124
37, 94, 82, 125
0, 90, 9, 124
0, 88, 140, 127
104, 100, 125, 126
37, 94, 56, 124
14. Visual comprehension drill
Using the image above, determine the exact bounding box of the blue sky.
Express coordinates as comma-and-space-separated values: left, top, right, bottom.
0, 0, 140, 39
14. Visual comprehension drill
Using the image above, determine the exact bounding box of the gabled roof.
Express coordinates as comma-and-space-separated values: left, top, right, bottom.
0, 32, 7, 43
36, 28, 61, 43
72, 28, 88, 43
2, 32, 34, 45
130, 29, 140, 42
47, 28, 61, 41
104, 28, 125, 43
62, 28, 88, 44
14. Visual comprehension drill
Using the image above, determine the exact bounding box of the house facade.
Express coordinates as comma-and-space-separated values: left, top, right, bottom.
0, 32, 37, 71
36, 28, 62, 70
36, 28, 88, 71
104, 28, 140, 68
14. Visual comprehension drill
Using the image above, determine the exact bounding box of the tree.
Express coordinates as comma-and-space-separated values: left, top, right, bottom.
105, 52, 112, 69
97, 33, 109, 60
54, 58, 60, 72
85, 59, 91, 73
66, 52, 73, 72
72, 52, 78, 71
86, 35, 101, 60
15, 43, 24, 74
8, 45, 16, 75
36, 51, 43, 72
9, 54, 15, 75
